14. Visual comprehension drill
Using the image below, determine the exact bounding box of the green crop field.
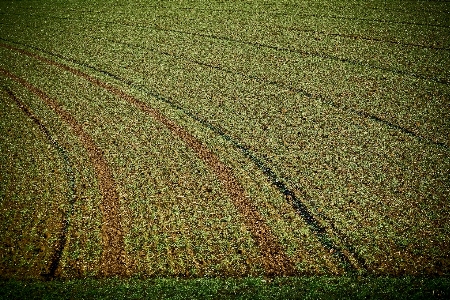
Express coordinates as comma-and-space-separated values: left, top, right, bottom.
1, 0, 449, 298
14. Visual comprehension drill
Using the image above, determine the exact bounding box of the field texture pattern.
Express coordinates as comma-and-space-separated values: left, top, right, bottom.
0, 0, 449, 279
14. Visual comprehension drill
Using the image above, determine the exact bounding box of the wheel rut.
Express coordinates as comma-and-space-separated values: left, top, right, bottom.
0, 39, 374, 272
1, 33, 446, 150
0, 43, 295, 276
0, 66, 125, 276
2, 86, 75, 279
2, 12, 449, 85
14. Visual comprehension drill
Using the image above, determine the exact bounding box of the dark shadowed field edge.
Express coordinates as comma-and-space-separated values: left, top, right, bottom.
1, 276, 449, 299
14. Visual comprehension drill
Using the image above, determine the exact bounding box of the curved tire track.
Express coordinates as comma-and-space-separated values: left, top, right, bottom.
274, 10, 450, 29
1, 2, 447, 275
2, 87, 76, 279
83, 34, 449, 150
45, 6, 450, 29
1, 35, 447, 150
2, 11, 448, 85
0, 67, 125, 276
174, 5, 450, 29
0, 41, 366, 272
5, 37, 448, 274
6, 4, 450, 29
0, 43, 296, 276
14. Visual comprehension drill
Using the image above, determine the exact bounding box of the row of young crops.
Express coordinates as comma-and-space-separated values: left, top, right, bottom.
0, 0, 449, 280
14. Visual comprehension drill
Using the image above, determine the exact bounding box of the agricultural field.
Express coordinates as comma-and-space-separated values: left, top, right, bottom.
0, 0, 449, 297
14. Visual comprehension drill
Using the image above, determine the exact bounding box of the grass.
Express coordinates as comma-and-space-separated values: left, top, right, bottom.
1, 276, 450, 299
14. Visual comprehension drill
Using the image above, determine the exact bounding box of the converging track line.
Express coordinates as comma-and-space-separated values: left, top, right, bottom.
1, 35, 447, 150
0, 66, 125, 276
4, 34, 448, 271
283, 12, 450, 29
9, 4, 450, 29
2, 87, 75, 279
0, 43, 296, 276
2, 11, 448, 85
0, 40, 366, 273
177, 5, 450, 28
81, 34, 449, 150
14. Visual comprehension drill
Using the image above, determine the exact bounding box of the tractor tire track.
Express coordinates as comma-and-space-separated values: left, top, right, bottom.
11, 37, 450, 273
84, 35, 449, 150
152, 27, 449, 85
1, 36, 447, 150
277, 26, 450, 51
0, 67, 125, 276
277, 2, 448, 16
276, 11, 450, 29
14, 4, 450, 29
3, 37, 448, 273
172, 5, 450, 28
0, 41, 365, 273
60, 6, 450, 28
0, 43, 296, 276
2, 86, 76, 280
2, 11, 449, 85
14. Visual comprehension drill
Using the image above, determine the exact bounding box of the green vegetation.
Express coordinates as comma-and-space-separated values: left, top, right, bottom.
1, 276, 450, 299
0, 87, 67, 278
1, 0, 449, 297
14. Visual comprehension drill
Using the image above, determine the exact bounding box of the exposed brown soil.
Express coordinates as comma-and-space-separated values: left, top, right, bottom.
0, 43, 295, 275
0, 65, 125, 276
